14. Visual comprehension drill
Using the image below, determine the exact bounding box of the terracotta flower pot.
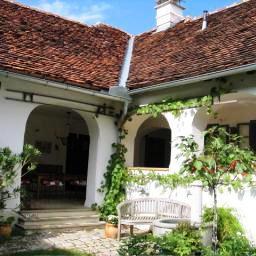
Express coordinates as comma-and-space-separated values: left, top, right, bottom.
105, 223, 118, 239
0, 224, 12, 238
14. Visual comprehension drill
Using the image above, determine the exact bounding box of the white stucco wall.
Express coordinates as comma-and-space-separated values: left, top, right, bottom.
82, 113, 118, 207
126, 103, 256, 242
0, 89, 37, 209
2, 70, 256, 243
125, 109, 204, 224
202, 188, 256, 243
0, 75, 120, 210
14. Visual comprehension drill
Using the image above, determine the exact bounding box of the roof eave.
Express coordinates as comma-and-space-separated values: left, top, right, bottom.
0, 69, 129, 103
129, 63, 256, 96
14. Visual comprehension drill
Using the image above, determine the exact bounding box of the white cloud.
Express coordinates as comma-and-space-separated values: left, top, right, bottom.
35, 0, 111, 24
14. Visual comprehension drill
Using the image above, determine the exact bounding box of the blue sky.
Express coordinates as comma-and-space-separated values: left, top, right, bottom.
17, 0, 238, 34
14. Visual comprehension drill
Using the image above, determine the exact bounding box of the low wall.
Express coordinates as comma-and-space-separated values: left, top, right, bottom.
127, 177, 256, 243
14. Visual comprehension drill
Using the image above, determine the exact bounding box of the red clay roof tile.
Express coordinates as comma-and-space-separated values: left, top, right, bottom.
1, 0, 256, 92
128, 0, 256, 89
0, 0, 129, 91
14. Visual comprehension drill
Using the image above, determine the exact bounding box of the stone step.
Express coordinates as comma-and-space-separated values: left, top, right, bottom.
21, 208, 97, 218
19, 215, 99, 224
16, 221, 105, 231
22, 208, 92, 213
18, 208, 104, 232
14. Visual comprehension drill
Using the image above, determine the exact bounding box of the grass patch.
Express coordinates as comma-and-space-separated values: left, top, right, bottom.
6, 249, 92, 256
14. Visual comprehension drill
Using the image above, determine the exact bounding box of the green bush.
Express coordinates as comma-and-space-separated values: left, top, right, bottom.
218, 234, 256, 256
203, 234, 256, 256
202, 207, 244, 243
119, 209, 256, 256
158, 222, 203, 256
118, 223, 203, 256
118, 235, 161, 256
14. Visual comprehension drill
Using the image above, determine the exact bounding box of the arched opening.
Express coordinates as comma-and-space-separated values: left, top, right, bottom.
193, 93, 256, 151
22, 105, 90, 209
134, 116, 171, 168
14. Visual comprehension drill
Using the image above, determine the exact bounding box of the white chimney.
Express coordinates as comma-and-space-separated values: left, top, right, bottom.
156, 0, 185, 32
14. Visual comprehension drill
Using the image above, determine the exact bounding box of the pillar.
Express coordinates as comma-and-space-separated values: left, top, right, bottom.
82, 113, 118, 207
0, 95, 37, 210
163, 108, 207, 223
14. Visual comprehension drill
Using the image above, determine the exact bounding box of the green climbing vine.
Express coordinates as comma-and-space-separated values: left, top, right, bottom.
98, 129, 129, 219
99, 88, 226, 219
136, 95, 214, 118
129, 171, 195, 190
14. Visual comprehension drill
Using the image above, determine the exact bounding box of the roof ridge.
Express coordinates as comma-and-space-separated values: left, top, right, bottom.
136, 0, 252, 37
2, 0, 129, 34
94, 22, 131, 36
189, 0, 251, 23
128, 0, 256, 89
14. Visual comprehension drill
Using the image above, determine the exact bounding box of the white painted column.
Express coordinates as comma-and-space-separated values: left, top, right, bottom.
163, 108, 207, 224
0, 95, 37, 210
82, 114, 118, 207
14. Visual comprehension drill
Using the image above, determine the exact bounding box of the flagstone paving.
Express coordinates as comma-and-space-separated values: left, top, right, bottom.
0, 229, 120, 256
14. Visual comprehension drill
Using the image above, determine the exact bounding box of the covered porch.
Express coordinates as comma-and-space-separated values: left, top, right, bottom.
123, 91, 256, 229
22, 105, 90, 209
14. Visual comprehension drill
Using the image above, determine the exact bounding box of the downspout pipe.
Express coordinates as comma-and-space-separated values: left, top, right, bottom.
0, 70, 128, 103
118, 35, 135, 88
129, 63, 256, 95
110, 35, 135, 128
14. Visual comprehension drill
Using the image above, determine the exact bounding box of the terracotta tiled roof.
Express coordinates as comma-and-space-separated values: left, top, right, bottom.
128, 0, 256, 89
0, 0, 129, 91
1, 0, 256, 92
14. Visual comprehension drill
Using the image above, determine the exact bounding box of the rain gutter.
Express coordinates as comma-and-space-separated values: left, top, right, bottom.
129, 63, 256, 95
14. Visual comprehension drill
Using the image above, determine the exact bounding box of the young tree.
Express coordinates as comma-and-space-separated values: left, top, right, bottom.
177, 127, 256, 254
0, 144, 40, 211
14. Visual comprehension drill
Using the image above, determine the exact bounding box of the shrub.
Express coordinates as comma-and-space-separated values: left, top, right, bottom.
202, 208, 244, 243
218, 234, 256, 256
158, 222, 203, 256
203, 234, 256, 256
118, 223, 203, 256
118, 235, 161, 256
118, 214, 256, 256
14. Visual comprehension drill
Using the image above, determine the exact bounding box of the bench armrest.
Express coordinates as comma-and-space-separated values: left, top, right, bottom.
117, 201, 133, 219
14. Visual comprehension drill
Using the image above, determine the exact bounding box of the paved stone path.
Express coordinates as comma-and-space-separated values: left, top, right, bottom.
0, 229, 120, 256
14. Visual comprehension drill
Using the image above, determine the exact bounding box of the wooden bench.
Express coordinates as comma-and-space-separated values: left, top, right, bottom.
117, 198, 191, 240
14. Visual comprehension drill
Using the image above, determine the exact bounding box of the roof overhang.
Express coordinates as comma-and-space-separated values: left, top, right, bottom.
129, 63, 256, 95
0, 69, 130, 103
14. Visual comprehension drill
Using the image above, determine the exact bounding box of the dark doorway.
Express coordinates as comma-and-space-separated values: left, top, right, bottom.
143, 129, 171, 168
144, 136, 166, 167
66, 133, 90, 176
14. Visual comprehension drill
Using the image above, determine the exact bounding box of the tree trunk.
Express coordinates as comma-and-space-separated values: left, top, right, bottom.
212, 187, 218, 255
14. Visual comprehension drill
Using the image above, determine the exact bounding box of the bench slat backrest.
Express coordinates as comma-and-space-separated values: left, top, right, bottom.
117, 198, 191, 219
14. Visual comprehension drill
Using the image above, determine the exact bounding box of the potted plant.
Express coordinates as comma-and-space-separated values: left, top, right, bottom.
0, 145, 40, 237
0, 216, 15, 238
105, 215, 118, 239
